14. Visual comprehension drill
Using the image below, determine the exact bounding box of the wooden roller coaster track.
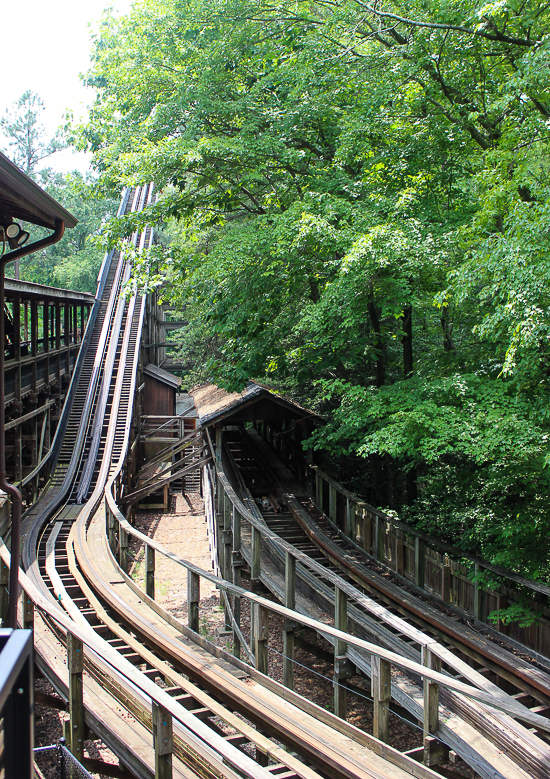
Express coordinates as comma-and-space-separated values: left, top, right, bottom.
2, 185, 550, 779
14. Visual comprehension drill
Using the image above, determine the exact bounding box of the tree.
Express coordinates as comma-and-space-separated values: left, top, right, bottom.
0, 91, 64, 179
78, 0, 550, 581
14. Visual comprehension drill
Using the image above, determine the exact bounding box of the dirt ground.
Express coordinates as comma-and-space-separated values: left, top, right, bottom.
34, 488, 443, 777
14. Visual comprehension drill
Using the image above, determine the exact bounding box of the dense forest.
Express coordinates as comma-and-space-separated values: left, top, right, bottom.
11, 1, 550, 590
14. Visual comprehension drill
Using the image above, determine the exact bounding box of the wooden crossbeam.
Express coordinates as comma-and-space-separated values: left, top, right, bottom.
122, 455, 212, 504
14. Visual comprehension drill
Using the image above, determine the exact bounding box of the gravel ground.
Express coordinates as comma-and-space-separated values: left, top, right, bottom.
129, 491, 423, 753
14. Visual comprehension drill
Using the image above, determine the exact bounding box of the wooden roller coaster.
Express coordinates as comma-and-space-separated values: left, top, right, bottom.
3, 186, 550, 779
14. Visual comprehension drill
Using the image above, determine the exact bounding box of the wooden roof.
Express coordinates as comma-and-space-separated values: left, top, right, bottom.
0, 152, 78, 230
144, 363, 182, 389
190, 382, 323, 428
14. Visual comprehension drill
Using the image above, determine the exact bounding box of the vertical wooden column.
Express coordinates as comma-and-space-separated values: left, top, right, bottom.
0, 558, 9, 626
22, 594, 34, 631
146, 544, 155, 600
328, 483, 337, 524
188, 570, 200, 633
43, 302, 49, 352
251, 526, 261, 592
441, 557, 451, 603
67, 632, 84, 762
223, 494, 232, 631
283, 551, 296, 689
372, 655, 391, 743
12, 296, 21, 411
232, 506, 242, 658
395, 530, 404, 576
152, 702, 173, 779
376, 516, 385, 562
473, 563, 485, 622
315, 471, 323, 512
119, 525, 128, 573
334, 587, 349, 718
253, 602, 269, 676
415, 536, 426, 590
422, 645, 444, 766
345, 498, 352, 538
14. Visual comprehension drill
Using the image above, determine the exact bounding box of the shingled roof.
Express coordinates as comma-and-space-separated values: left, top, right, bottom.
190, 381, 323, 428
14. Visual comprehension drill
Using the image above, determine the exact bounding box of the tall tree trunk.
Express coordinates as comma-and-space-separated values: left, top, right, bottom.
368, 300, 386, 387
402, 304, 417, 503
441, 304, 454, 352
402, 305, 413, 379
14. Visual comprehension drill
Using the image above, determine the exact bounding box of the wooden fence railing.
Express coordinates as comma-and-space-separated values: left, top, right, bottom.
254, 419, 550, 658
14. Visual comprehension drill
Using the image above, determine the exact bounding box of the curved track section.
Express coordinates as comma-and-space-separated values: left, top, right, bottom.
219, 426, 550, 779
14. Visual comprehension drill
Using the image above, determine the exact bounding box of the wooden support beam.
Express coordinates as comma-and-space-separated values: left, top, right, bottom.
415, 536, 426, 590
473, 562, 485, 622
232, 506, 242, 659
334, 586, 349, 719
119, 526, 128, 573
328, 483, 337, 523
67, 632, 85, 762
223, 494, 232, 632
251, 525, 261, 591
152, 702, 173, 779
253, 602, 269, 676
22, 593, 34, 631
422, 645, 446, 766
315, 471, 323, 512
372, 655, 391, 743
146, 544, 155, 600
188, 570, 200, 633
283, 551, 296, 690
395, 530, 404, 577
441, 559, 451, 603
376, 516, 385, 562
0, 558, 9, 626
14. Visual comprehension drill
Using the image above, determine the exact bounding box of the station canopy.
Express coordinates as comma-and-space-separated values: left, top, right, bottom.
0, 152, 77, 231
190, 381, 323, 428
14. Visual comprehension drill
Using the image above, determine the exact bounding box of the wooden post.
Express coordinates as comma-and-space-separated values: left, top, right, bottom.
422, 645, 445, 766
107, 506, 116, 554
372, 655, 391, 743
22, 594, 34, 631
232, 507, 242, 658
395, 530, 404, 576
283, 551, 296, 689
376, 516, 385, 562
415, 536, 426, 590
188, 571, 200, 633
441, 557, 451, 603
473, 563, 485, 622
251, 526, 261, 591
67, 632, 84, 762
146, 544, 155, 600
119, 525, 128, 573
223, 494, 232, 631
152, 702, 173, 779
345, 498, 352, 538
0, 558, 8, 626
315, 471, 323, 512
253, 602, 269, 676
334, 587, 349, 719
328, 483, 337, 523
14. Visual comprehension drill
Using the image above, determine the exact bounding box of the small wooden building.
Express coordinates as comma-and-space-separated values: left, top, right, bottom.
143, 363, 181, 418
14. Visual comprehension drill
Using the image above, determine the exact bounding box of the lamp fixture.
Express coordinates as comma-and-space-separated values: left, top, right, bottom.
6, 223, 30, 249
0, 208, 31, 254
